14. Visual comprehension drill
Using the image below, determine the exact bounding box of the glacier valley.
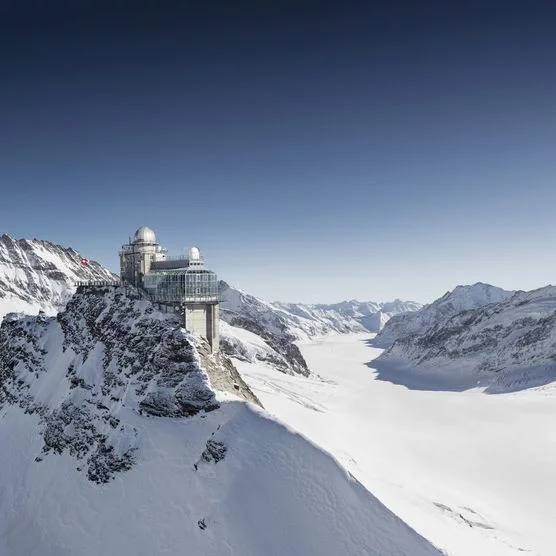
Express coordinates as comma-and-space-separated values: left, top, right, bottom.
236, 332, 556, 556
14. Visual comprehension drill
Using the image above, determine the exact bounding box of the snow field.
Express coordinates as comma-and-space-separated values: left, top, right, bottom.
235, 332, 556, 556
0, 399, 440, 556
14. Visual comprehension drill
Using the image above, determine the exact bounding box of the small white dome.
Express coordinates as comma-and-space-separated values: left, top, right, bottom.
189, 246, 201, 260
133, 226, 156, 244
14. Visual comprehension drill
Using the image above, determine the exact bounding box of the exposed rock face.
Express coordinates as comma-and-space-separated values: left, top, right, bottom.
374, 282, 515, 348
0, 234, 117, 319
196, 340, 262, 406
0, 286, 253, 482
201, 439, 227, 464
375, 286, 556, 393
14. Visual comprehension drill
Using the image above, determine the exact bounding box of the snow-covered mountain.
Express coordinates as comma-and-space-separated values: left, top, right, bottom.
374, 285, 556, 393
220, 281, 420, 376
275, 298, 422, 334
0, 234, 117, 318
0, 286, 440, 556
374, 282, 515, 348
219, 282, 313, 376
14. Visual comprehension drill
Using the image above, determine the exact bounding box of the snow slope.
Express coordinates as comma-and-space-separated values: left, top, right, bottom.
0, 287, 440, 556
235, 333, 556, 556
375, 285, 556, 392
0, 234, 117, 319
374, 282, 514, 348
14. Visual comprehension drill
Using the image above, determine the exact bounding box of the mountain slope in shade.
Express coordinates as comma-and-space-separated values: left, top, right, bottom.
0, 234, 117, 318
0, 287, 440, 556
374, 282, 515, 348
374, 285, 556, 393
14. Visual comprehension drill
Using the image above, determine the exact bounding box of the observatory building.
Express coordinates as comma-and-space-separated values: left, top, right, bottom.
119, 226, 220, 352
119, 226, 167, 288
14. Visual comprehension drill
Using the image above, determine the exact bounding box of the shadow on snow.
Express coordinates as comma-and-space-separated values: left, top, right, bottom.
362, 338, 556, 395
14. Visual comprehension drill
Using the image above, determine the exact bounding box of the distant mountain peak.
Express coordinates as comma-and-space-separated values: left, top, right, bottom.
374, 282, 515, 348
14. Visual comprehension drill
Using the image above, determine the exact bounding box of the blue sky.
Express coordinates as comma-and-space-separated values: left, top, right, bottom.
1, 1, 555, 303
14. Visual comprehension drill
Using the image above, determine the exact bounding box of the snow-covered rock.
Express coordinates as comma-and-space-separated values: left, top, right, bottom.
374, 282, 515, 348
220, 281, 420, 376
375, 285, 556, 393
0, 286, 440, 556
219, 282, 313, 376
220, 320, 306, 375
0, 234, 117, 319
0, 286, 222, 481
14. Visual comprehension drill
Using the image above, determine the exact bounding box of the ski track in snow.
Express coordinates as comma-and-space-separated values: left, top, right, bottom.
235, 332, 556, 556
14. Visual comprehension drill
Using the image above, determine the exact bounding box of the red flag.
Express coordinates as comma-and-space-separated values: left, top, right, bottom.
80, 258, 89, 265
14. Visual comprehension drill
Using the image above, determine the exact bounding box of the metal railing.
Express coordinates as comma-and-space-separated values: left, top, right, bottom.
163, 255, 193, 261
148, 293, 220, 304
75, 281, 121, 287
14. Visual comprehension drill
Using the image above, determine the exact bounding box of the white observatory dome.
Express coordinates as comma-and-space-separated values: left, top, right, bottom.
189, 246, 201, 260
133, 226, 157, 244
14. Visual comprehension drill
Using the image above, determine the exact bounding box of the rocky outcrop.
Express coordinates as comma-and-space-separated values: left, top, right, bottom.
197, 340, 262, 406
0, 286, 260, 482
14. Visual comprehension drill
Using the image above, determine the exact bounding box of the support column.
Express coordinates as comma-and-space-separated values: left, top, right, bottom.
206, 303, 220, 354
182, 303, 220, 353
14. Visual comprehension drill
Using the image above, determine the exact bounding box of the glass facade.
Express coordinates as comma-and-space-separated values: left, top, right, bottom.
143, 269, 219, 304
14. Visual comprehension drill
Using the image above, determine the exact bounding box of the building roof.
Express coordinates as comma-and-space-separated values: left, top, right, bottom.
133, 226, 157, 244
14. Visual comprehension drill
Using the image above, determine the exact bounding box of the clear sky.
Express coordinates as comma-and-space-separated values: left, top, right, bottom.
1, 1, 555, 303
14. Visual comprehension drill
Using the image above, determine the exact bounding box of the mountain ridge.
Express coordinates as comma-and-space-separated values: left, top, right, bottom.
373, 282, 515, 348
0, 234, 117, 319
374, 284, 556, 393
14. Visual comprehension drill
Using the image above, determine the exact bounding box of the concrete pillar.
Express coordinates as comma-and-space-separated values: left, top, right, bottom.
206, 304, 219, 353
183, 303, 220, 353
